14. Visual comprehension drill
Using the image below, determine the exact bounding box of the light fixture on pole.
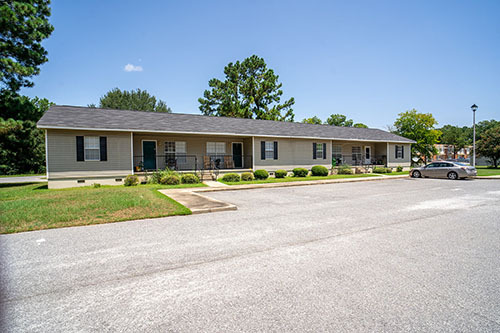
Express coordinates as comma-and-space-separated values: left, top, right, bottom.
471, 104, 478, 167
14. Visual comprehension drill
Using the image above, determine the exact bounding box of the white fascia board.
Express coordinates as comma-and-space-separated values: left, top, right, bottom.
37, 125, 415, 144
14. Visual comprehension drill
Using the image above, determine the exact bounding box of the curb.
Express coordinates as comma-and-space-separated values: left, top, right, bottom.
475, 176, 500, 179
199, 175, 409, 192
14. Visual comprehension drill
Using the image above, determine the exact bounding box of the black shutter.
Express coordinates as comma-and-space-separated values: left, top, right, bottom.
76, 136, 84, 161
323, 143, 327, 159
313, 143, 317, 159
261, 141, 266, 160
395, 145, 398, 159
273, 141, 278, 160
100, 136, 107, 161
402, 145, 404, 159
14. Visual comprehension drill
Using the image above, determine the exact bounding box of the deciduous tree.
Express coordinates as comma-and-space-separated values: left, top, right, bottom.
93, 88, 172, 113
393, 109, 441, 164
301, 116, 322, 125
476, 124, 500, 167
438, 125, 469, 159
326, 114, 353, 127
199, 55, 295, 121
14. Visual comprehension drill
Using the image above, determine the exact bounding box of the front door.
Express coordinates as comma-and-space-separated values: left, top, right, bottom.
232, 142, 243, 168
142, 141, 157, 170
364, 146, 371, 164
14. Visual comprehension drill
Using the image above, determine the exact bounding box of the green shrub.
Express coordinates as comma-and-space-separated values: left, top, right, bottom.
385, 167, 393, 173
181, 173, 200, 184
311, 165, 329, 176
241, 172, 254, 181
275, 169, 287, 178
124, 175, 139, 186
160, 174, 180, 185
396, 165, 403, 172
221, 173, 240, 182
253, 169, 269, 180
373, 166, 387, 173
93, 183, 101, 188
292, 168, 309, 177
337, 164, 353, 175
148, 168, 179, 184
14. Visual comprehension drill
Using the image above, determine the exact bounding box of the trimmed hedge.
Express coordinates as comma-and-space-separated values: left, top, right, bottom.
160, 174, 180, 185
275, 169, 287, 178
337, 164, 353, 175
181, 173, 200, 184
241, 172, 254, 181
292, 168, 308, 177
221, 173, 240, 182
373, 167, 393, 174
311, 165, 329, 176
396, 165, 403, 172
254, 169, 269, 180
124, 175, 139, 186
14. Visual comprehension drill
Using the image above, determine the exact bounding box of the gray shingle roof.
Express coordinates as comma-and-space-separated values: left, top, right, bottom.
37, 105, 415, 143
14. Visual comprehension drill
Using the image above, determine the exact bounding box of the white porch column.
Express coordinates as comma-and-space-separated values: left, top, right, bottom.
130, 132, 134, 174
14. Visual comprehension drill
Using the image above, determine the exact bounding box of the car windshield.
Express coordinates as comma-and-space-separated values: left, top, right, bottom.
454, 162, 468, 166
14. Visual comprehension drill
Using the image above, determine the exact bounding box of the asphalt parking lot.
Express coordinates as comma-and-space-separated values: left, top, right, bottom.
1, 178, 499, 332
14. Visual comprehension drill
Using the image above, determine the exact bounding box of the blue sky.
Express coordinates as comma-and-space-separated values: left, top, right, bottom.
22, 0, 500, 129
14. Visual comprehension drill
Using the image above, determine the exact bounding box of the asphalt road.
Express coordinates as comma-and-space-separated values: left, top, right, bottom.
1, 178, 499, 332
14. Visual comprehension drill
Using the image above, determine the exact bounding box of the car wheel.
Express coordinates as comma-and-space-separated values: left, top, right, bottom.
412, 170, 421, 178
447, 171, 458, 180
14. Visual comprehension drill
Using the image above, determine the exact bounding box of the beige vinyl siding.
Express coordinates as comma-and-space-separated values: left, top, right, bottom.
132, 133, 253, 169
254, 137, 331, 170
47, 129, 132, 179
387, 143, 411, 167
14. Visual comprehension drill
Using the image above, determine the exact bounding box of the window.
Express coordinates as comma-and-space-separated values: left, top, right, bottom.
261, 141, 277, 160
352, 146, 361, 163
332, 145, 342, 163
207, 142, 226, 155
395, 145, 404, 159
315, 143, 324, 159
84, 136, 100, 161
165, 141, 186, 164
265, 142, 275, 159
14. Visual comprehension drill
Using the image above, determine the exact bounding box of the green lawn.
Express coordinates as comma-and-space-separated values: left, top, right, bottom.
220, 173, 380, 185
0, 182, 205, 234
475, 166, 500, 176
0, 173, 45, 178
373, 171, 409, 176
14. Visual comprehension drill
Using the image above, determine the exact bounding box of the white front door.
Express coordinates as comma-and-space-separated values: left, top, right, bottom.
364, 146, 371, 164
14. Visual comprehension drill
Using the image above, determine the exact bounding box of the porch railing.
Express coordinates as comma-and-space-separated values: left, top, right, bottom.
133, 154, 253, 172
333, 154, 387, 166
133, 154, 198, 172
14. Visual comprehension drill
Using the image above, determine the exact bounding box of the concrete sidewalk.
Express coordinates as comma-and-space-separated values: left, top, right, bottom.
160, 175, 409, 214
0, 175, 46, 184
199, 174, 409, 192
159, 188, 237, 214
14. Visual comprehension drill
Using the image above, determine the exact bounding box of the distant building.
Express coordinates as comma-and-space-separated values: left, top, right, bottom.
433, 144, 471, 161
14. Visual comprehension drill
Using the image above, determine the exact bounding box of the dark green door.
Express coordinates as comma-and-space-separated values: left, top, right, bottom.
143, 141, 156, 170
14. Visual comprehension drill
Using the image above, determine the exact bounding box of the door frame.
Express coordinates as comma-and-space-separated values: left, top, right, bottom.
364, 145, 371, 164
231, 142, 244, 168
141, 140, 157, 170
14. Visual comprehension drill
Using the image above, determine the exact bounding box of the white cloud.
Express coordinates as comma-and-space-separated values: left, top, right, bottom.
124, 63, 143, 72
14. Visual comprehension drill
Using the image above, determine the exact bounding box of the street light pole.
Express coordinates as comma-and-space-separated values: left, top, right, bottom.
471, 104, 478, 167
